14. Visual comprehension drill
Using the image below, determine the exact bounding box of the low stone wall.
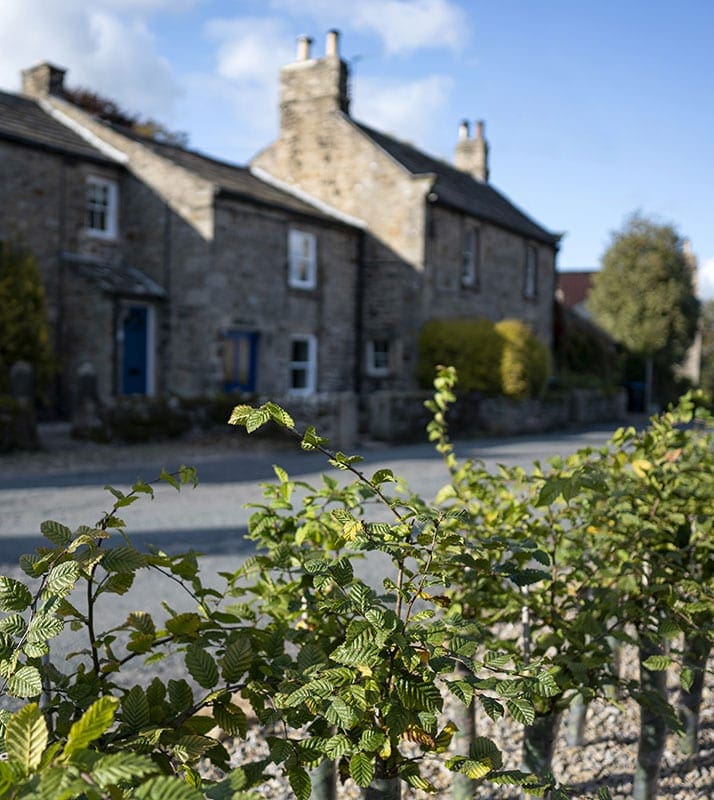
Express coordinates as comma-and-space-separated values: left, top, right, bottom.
365, 388, 628, 442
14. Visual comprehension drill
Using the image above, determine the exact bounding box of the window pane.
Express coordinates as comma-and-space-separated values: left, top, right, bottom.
292, 339, 309, 362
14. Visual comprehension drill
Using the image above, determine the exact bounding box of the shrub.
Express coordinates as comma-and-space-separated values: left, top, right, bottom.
417, 318, 503, 395
553, 302, 620, 388
0, 241, 54, 400
495, 319, 550, 399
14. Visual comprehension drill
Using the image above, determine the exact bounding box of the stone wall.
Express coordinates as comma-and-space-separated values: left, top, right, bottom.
365, 388, 628, 442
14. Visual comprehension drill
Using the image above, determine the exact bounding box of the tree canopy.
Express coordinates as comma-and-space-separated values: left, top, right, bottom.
587, 214, 699, 364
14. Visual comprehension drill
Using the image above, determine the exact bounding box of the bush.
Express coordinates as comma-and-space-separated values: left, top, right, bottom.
0, 395, 38, 451
553, 302, 621, 388
417, 318, 503, 395
0, 241, 54, 400
495, 319, 551, 399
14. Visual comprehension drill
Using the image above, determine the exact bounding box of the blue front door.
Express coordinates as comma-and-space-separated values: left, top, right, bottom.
224, 330, 259, 392
122, 306, 148, 394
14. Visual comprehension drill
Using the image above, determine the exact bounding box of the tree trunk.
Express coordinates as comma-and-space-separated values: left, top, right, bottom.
644, 355, 654, 415
678, 633, 711, 756
565, 695, 587, 747
522, 710, 561, 775
364, 777, 401, 800
310, 758, 337, 800
451, 686, 477, 800
632, 636, 668, 800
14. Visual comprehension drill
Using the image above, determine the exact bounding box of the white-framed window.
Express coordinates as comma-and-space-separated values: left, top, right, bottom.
524, 244, 538, 299
289, 334, 317, 395
85, 176, 118, 239
366, 339, 391, 377
288, 229, 317, 289
462, 227, 480, 288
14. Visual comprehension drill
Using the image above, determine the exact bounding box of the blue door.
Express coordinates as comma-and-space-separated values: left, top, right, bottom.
224, 331, 259, 392
122, 306, 148, 394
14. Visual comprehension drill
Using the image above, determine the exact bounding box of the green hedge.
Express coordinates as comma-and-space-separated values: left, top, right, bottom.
418, 317, 549, 399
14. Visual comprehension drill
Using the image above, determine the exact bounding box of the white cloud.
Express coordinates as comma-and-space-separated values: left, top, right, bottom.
0, 0, 180, 121
270, 0, 468, 54
353, 74, 454, 153
699, 257, 714, 301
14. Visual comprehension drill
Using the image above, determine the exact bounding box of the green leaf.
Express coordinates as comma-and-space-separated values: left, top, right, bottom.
7, 666, 42, 698
27, 613, 64, 644
680, 667, 694, 692
63, 697, 119, 759
288, 767, 311, 800
324, 734, 352, 759
4, 703, 47, 773
91, 752, 158, 787
45, 561, 80, 597
507, 698, 536, 726
371, 469, 396, 485
213, 702, 248, 738
159, 468, 180, 490
121, 686, 151, 732
245, 406, 271, 433
0, 613, 27, 637
228, 404, 253, 426
642, 655, 671, 671
220, 637, 252, 682
185, 645, 219, 689
0, 577, 32, 612
40, 520, 73, 546
102, 546, 147, 573
134, 775, 205, 800
349, 752, 374, 787
266, 402, 294, 428
168, 679, 194, 712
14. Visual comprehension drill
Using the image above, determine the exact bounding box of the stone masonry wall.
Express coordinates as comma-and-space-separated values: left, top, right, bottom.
425, 206, 555, 346
212, 198, 359, 396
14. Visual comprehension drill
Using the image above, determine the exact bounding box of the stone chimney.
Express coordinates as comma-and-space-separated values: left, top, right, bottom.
21, 62, 66, 99
279, 29, 350, 139
454, 119, 489, 182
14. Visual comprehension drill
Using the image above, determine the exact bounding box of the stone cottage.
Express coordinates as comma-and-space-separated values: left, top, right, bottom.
252, 31, 562, 393
1, 63, 362, 421
2, 40, 562, 438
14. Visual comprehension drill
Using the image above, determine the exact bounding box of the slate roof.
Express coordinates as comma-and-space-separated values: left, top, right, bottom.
354, 121, 560, 246
62, 254, 166, 299
0, 90, 113, 163
109, 125, 356, 225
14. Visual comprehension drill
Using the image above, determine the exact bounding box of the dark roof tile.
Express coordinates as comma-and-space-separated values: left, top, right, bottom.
355, 121, 559, 245
0, 90, 114, 162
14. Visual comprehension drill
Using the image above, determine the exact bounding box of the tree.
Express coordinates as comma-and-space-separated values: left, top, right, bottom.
587, 213, 699, 410
699, 299, 714, 396
0, 241, 54, 399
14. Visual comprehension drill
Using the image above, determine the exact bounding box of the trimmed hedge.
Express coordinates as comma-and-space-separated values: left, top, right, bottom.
418, 317, 549, 399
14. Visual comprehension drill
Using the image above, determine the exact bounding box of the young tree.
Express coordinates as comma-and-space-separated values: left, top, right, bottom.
0, 241, 54, 399
587, 213, 699, 411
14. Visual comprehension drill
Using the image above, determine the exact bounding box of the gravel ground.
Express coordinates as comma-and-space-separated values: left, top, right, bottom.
204, 643, 713, 799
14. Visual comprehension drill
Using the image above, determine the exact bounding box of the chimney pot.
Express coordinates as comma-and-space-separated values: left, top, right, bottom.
296, 35, 313, 61
476, 120, 485, 139
458, 120, 470, 140
326, 29, 340, 57
21, 62, 66, 99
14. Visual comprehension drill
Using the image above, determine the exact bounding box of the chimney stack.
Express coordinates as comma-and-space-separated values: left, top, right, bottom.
296, 35, 313, 61
326, 29, 340, 58
454, 118, 489, 182
21, 62, 66, 99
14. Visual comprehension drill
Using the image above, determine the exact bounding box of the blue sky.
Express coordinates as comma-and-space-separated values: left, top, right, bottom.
2, 0, 712, 296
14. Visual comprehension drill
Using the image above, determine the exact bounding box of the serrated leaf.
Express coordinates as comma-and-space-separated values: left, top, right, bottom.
288, 767, 311, 800
642, 655, 671, 671
101, 546, 147, 573
133, 775, 205, 800
228, 404, 253, 426
371, 469, 396, 485
265, 402, 294, 428
91, 752, 157, 787
7, 666, 42, 698
680, 667, 694, 693
63, 697, 119, 759
27, 613, 64, 644
4, 702, 47, 772
45, 562, 80, 597
213, 702, 248, 738
220, 637, 252, 682
40, 520, 73, 546
0, 577, 32, 612
507, 698, 535, 725
0, 613, 26, 637
168, 679, 194, 712
245, 407, 271, 434
121, 686, 151, 732
349, 752, 374, 787
325, 734, 352, 759
185, 645, 219, 689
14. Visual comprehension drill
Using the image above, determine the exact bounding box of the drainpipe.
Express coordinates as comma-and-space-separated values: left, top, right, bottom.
354, 229, 365, 396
